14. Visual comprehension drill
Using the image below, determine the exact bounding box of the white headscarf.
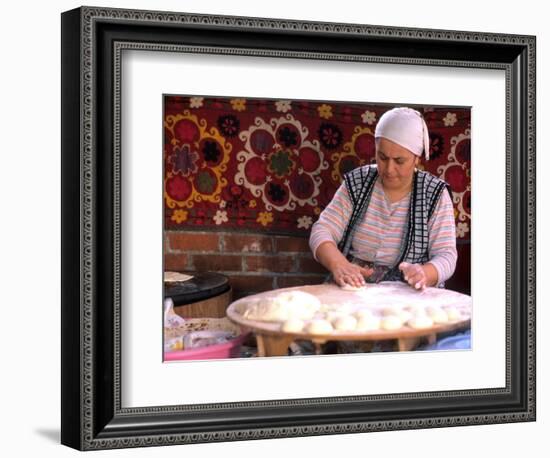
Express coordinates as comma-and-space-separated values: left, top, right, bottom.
374, 107, 431, 160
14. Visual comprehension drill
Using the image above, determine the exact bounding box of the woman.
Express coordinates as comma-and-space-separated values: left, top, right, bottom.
309, 107, 457, 290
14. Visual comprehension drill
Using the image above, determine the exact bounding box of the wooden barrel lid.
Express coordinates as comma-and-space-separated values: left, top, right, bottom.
165, 272, 230, 306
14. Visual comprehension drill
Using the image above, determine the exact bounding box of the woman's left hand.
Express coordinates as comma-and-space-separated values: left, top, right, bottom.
399, 262, 427, 290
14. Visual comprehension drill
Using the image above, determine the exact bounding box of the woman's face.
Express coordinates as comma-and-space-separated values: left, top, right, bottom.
375, 137, 419, 191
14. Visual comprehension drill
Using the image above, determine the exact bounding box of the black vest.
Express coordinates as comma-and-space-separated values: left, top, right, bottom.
338, 165, 452, 282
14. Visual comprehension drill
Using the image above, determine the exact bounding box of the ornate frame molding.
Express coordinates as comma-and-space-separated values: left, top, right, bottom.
61, 6, 536, 450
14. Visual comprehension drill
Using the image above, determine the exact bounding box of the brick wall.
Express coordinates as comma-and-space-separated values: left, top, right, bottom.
164, 231, 328, 300
165, 231, 470, 299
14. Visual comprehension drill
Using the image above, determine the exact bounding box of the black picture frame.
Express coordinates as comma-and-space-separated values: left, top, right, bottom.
61, 6, 536, 451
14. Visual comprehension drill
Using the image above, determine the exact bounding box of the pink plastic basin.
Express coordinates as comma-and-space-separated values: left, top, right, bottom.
164, 332, 249, 361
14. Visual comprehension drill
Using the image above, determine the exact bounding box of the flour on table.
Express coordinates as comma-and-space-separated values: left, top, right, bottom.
340, 283, 368, 291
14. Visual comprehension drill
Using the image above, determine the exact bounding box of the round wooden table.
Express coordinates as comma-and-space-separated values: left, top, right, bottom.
226, 282, 472, 356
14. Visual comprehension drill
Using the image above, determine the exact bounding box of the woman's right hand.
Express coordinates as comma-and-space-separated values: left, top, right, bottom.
330, 260, 373, 288
314, 241, 373, 288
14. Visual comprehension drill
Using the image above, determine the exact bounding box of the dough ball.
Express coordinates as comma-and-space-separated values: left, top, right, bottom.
354, 309, 375, 321
397, 309, 413, 324
281, 318, 305, 333
305, 319, 333, 335
332, 315, 358, 332
445, 306, 461, 321
356, 314, 381, 331
381, 315, 403, 331
382, 306, 411, 324
325, 310, 348, 322
426, 306, 448, 324
407, 314, 434, 329
382, 305, 401, 316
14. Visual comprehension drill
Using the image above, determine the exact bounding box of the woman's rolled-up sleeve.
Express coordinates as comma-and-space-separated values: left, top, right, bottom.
308, 183, 353, 261
427, 189, 458, 284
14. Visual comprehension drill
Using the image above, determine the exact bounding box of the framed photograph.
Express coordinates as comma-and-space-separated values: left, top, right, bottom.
61, 6, 536, 450
161, 94, 473, 361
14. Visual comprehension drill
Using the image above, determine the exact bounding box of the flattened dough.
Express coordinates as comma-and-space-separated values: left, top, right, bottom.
340, 283, 367, 291
164, 271, 194, 283
243, 291, 321, 322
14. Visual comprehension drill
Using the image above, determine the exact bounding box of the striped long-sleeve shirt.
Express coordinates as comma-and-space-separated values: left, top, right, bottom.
309, 177, 457, 283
